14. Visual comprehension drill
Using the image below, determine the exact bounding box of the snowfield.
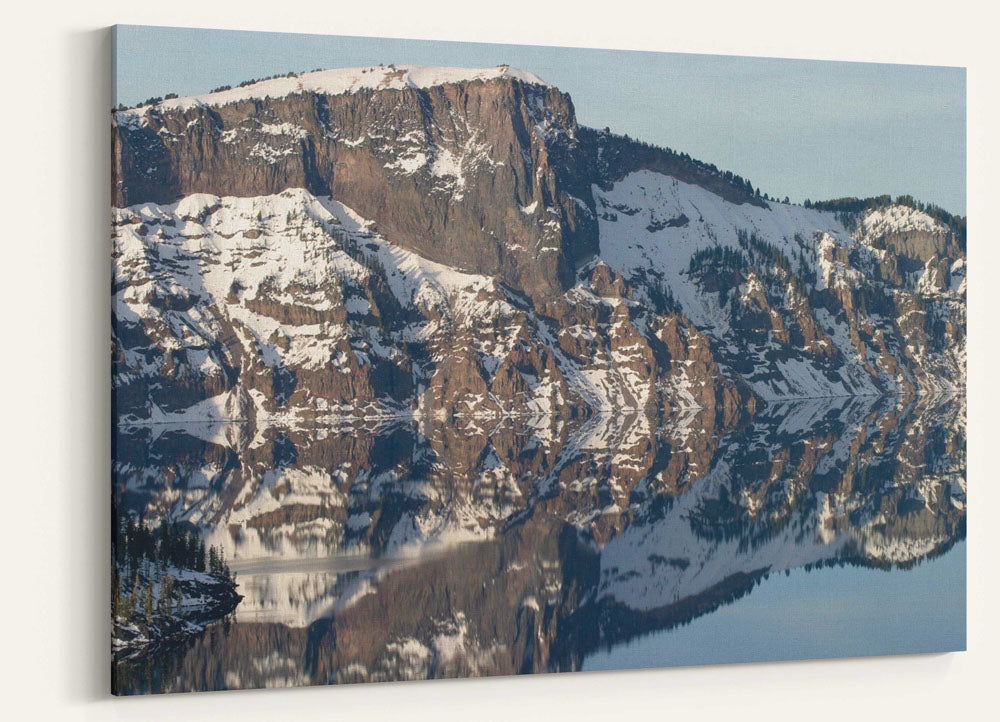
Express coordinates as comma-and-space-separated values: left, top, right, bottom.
117, 64, 550, 120
594, 171, 965, 400
113, 174, 965, 430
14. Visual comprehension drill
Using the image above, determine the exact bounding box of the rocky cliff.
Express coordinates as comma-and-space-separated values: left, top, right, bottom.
112, 65, 966, 427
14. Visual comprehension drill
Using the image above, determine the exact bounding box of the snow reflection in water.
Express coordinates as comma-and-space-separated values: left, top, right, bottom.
112, 394, 966, 693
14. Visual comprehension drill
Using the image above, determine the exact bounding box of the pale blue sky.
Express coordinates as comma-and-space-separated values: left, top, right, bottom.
113, 25, 966, 215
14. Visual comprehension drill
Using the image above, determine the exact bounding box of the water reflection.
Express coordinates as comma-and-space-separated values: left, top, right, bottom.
112, 394, 966, 693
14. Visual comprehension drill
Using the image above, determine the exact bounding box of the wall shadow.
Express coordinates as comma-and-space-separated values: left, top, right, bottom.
65, 25, 112, 703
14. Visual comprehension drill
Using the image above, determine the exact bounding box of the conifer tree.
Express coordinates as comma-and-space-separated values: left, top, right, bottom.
142, 583, 154, 624
158, 575, 175, 618
130, 574, 140, 618
112, 568, 122, 619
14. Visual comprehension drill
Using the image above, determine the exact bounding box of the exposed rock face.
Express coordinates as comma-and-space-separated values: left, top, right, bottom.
593, 172, 966, 400
113, 66, 778, 301
114, 73, 599, 300
112, 191, 751, 425
112, 65, 966, 428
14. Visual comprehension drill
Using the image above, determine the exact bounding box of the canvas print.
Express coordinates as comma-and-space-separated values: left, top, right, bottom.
110, 25, 967, 694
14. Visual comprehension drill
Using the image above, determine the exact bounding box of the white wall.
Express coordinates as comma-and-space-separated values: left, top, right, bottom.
1, 2, 996, 720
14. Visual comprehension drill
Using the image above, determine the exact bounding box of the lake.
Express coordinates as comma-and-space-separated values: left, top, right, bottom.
112, 394, 966, 693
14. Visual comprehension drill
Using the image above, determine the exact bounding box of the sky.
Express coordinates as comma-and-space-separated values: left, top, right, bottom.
113, 25, 966, 215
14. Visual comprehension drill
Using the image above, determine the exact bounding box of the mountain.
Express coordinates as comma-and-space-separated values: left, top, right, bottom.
112, 64, 966, 428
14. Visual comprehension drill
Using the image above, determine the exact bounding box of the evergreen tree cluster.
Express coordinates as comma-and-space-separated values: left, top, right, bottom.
804, 194, 966, 245
112, 566, 185, 630
235, 70, 300, 89
112, 513, 235, 634
113, 514, 231, 582
736, 228, 817, 297
687, 245, 750, 275
646, 279, 680, 315
115, 93, 178, 111
592, 128, 772, 204
686, 246, 749, 304
803, 194, 893, 214
735, 228, 793, 277
686, 230, 815, 309
114, 69, 306, 111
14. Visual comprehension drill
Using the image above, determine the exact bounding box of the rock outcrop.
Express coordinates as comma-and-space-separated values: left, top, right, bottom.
112, 65, 966, 426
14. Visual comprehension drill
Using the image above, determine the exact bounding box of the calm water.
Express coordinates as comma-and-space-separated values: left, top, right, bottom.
112, 394, 966, 693
584, 541, 965, 671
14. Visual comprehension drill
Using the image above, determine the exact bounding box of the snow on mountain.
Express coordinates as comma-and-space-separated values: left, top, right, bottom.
111, 62, 965, 412
860, 204, 945, 239
114, 175, 965, 430
594, 170, 965, 400
595, 170, 847, 330
114, 186, 750, 425
117, 64, 549, 119
111, 67, 966, 570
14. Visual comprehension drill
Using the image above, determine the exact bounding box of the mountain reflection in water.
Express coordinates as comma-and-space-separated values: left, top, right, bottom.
112, 394, 966, 693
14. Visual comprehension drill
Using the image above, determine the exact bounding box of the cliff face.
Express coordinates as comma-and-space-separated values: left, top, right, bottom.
111, 189, 752, 425
114, 71, 600, 300
112, 65, 966, 428
112, 66, 776, 301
